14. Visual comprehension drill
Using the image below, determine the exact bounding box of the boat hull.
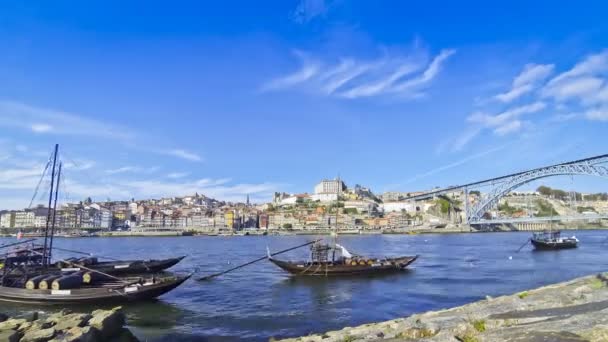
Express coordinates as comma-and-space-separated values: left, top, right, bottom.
531, 239, 578, 250
0, 275, 190, 305
270, 256, 418, 276
56, 256, 187, 275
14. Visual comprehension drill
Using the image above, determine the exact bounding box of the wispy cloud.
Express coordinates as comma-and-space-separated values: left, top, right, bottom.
0, 101, 132, 141
104, 165, 159, 175
162, 149, 202, 162
494, 63, 554, 102
400, 144, 509, 186
167, 172, 190, 179
261, 47, 455, 100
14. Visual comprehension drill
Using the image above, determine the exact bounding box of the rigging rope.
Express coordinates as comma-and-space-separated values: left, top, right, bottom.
27, 160, 51, 209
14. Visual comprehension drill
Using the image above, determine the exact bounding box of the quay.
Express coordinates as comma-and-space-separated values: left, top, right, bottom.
276, 272, 608, 342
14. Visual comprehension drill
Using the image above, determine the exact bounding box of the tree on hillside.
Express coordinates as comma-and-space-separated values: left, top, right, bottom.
537, 186, 552, 197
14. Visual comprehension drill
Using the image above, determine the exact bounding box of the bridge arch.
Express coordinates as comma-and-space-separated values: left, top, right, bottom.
467, 163, 608, 223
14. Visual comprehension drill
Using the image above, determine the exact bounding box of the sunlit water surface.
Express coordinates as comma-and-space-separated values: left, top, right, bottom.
1, 230, 607, 341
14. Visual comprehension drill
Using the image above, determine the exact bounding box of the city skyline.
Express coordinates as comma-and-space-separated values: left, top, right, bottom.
2, 1, 608, 209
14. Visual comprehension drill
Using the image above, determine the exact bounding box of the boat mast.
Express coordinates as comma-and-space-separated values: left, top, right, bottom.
332, 176, 340, 262
42, 144, 59, 267
48, 162, 62, 264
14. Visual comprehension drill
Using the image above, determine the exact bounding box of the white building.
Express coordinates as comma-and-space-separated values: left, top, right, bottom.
0, 212, 15, 228
311, 193, 338, 202
14, 211, 35, 228
34, 215, 47, 228
314, 179, 345, 195
380, 202, 417, 213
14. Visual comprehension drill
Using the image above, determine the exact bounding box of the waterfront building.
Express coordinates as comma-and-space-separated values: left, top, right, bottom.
14, 210, 35, 228
0, 211, 15, 228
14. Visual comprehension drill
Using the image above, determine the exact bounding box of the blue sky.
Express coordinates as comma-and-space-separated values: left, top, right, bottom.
1, 0, 608, 209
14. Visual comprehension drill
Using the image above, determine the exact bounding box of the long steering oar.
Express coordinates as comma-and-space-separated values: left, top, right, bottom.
516, 239, 531, 253
198, 239, 321, 281
0, 239, 37, 250
50, 246, 122, 261
28, 248, 131, 285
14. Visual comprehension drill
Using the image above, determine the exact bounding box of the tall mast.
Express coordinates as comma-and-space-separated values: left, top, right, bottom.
43, 144, 59, 267
48, 162, 62, 264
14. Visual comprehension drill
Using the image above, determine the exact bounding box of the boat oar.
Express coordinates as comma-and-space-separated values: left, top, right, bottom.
197, 239, 321, 281
50, 246, 122, 261
516, 239, 531, 253
0, 239, 37, 250
27, 248, 132, 285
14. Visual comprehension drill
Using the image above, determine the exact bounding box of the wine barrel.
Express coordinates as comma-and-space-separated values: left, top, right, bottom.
39, 275, 62, 290
51, 272, 85, 290
82, 271, 113, 284
56, 257, 78, 268
25, 274, 48, 290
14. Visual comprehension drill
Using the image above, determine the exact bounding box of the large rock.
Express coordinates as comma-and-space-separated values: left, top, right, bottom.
0, 318, 27, 331
21, 327, 56, 342
53, 313, 92, 332
0, 313, 8, 323
0, 329, 20, 342
88, 307, 126, 339
51, 326, 100, 342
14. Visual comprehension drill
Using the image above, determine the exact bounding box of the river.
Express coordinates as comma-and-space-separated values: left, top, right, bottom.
1, 230, 607, 341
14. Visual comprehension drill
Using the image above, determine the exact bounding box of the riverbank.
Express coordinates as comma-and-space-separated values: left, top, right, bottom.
276, 272, 608, 342
2, 224, 607, 238
0, 306, 137, 342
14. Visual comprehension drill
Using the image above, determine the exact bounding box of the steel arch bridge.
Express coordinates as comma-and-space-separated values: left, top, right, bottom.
402, 154, 608, 224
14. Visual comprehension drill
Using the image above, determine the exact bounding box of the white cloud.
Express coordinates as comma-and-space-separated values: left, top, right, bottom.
262, 47, 455, 100
105, 166, 141, 174
162, 149, 202, 162
542, 76, 604, 102
493, 120, 522, 135
31, 123, 54, 133
585, 107, 608, 121
167, 172, 190, 179
0, 101, 131, 141
467, 101, 546, 129
494, 63, 554, 103
260, 51, 320, 91
547, 49, 608, 86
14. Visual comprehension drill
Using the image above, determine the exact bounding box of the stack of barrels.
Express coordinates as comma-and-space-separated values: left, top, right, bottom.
25, 270, 110, 290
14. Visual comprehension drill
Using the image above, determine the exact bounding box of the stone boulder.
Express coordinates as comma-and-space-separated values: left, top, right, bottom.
0, 318, 27, 331
0, 329, 20, 342
21, 327, 56, 342
88, 307, 126, 339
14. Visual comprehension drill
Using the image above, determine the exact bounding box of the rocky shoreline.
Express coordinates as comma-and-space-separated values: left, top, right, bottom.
0, 307, 138, 342
276, 272, 608, 342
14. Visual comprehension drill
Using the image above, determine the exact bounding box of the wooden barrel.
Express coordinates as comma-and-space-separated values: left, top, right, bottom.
25, 274, 48, 290
51, 272, 84, 290
39, 275, 62, 290
82, 271, 113, 284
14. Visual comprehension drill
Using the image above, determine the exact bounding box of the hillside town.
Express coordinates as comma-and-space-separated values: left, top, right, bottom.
1, 179, 608, 235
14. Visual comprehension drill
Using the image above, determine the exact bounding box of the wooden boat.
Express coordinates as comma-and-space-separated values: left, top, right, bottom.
269, 241, 418, 276
1, 250, 186, 277
53, 256, 186, 275
531, 230, 578, 250
0, 273, 190, 305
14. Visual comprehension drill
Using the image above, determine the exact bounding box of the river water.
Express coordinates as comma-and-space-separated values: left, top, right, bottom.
1, 230, 607, 341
